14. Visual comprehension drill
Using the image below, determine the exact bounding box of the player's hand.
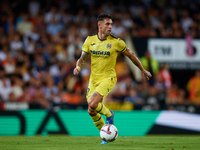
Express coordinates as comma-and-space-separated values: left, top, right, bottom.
142, 70, 152, 80
73, 66, 81, 75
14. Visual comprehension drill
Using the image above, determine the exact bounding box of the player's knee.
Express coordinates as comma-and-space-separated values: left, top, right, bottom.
88, 101, 98, 110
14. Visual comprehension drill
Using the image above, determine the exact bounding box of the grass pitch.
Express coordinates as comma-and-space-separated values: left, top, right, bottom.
0, 135, 200, 150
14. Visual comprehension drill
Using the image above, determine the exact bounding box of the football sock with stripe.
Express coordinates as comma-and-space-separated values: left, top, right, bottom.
91, 113, 105, 130
95, 103, 112, 118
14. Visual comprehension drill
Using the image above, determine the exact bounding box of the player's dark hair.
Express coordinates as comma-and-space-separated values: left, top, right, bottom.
97, 13, 112, 22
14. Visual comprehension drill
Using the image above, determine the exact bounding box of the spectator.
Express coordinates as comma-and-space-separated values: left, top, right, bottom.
146, 86, 159, 109
154, 73, 165, 93
112, 19, 126, 39
17, 13, 33, 35
187, 70, 200, 105
181, 10, 193, 34
80, 62, 90, 83
74, 9, 88, 24
176, 89, 188, 104
159, 63, 172, 88
149, 9, 160, 29
24, 25, 40, 42
171, 21, 184, 38
166, 8, 179, 27
28, 0, 40, 17
46, 17, 63, 36
124, 87, 144, 105
8, 92, 18, 102
122, 11, 134, 30
18, 84, 32, 102
79, 22, 89, 39
1, 53, 16, 74
21, 59, 31, 83
10, 34, 23, 51
12, 76, 23, 99
154, 73, 166, 109
26, 38, 36, 54
129, 0, 144, 18
133, 9, 148, 29
0, 45, 8, 63
33, 55, 47, 72
3, 15, 16, 34
44, 77, 59, 100
0, 76, 12, 101
44, 6, 61, 24
137, 76, 150, 101
140, 51, 159, 85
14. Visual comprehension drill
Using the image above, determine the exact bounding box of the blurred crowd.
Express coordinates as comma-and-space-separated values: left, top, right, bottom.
0, 0, 200, 109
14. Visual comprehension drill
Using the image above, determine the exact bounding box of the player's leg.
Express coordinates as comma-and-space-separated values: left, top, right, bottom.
87, 82, 109, 145
88, 91, 112, 119
87, 93, 110, 145
95, 77, 116, 124
87, 83, 105, 130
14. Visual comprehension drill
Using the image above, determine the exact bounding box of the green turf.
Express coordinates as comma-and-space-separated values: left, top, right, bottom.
0, 135, 199, 150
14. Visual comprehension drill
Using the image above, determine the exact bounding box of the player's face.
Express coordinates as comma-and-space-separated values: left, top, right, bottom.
99, 18, 113, 36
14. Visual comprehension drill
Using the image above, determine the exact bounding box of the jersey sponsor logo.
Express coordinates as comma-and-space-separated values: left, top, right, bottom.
90, 50, 110, 57
106, 43, 112, 49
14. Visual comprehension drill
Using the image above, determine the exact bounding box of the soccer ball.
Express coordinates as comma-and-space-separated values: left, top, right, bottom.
100, 124, 118, 142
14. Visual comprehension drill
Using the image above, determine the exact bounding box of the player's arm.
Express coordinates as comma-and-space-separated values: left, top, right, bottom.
73, 51, 89, 75
123, 48, 152, 80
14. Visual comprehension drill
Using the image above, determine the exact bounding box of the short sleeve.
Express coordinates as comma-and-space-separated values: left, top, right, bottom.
82, 37, 90, 53
116, 38, 127, 53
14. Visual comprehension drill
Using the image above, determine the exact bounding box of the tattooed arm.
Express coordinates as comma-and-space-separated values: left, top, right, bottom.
123, 48, 152, 80
73, 51, 89, 75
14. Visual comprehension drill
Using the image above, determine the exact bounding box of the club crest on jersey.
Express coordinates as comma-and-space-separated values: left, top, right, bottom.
106, 43, 112, 49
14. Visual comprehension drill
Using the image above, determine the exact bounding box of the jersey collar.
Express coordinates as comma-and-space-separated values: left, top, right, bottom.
97, 34, 108, 41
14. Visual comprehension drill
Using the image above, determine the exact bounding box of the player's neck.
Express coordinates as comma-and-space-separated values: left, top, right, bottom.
98, 32, 108, 40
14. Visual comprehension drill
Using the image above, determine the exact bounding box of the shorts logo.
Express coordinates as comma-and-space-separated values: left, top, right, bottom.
106, 44, 112, 49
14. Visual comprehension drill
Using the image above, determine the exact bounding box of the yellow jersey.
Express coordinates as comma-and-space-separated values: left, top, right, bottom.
82, 33, 127, 82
